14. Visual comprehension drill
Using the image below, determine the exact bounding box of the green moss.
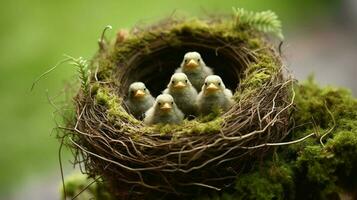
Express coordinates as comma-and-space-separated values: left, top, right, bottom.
149, 117, 223, 137
193, 79, 357, 200
294, 145, 338, 199
97, 18, 267, 75
246, 71, 271, 87
95, 87, 140, 124
189, 118, 223, 134
234, 53, 280, 101
170, 19, 210, 35
293, 76, 357, 136
326, 131, 357, 189
197, 162, 294, 200
288, 129, 357, 199
234, 165, 294, 200
244, 54, 277, 86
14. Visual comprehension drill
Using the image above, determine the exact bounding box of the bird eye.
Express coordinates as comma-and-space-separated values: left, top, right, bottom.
144, 88, 147, 91
171, 102, 174, 105
218, 82, 221, 86
185, 80, 188, 83
205, 82, 208, 86
171, 80, 175, 84
158, 102, 162, 106
198, 59, 200, 62
184, 59, 187, 63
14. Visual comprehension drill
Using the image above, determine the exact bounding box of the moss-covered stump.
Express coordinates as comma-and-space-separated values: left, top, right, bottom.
199, 78, 357, 200
62, 79, 357, 200
62, 11, 293, 199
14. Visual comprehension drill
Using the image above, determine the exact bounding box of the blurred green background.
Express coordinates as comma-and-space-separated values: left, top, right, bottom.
1, 0, 356, 199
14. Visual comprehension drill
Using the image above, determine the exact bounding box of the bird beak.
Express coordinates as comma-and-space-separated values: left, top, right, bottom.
206, 83, 219, 92
173, 81, 186, 89
185, 59, 198, 68
134, 89, 145, 98
160, 102, 172, 111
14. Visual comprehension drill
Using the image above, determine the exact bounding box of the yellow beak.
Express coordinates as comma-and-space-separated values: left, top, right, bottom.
186, 59, 199, 68
160, 102, 172, 111
134, 89, 145, 98
206, 83, 219, 92
173, 81, 186, 89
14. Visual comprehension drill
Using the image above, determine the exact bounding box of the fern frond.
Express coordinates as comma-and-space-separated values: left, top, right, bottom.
65, 55, 91, 94
233, 7, 284, 40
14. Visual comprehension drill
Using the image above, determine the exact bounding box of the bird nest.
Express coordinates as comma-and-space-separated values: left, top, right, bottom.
63, 17, 294, 199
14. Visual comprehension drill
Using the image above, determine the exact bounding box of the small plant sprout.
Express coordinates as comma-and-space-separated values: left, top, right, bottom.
65, 55, 91, 94
98, 25, 113, 50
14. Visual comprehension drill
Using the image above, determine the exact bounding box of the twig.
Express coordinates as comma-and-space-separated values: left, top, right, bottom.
31, 57, 72, 91
320, 101, 336, 147
71, 176, 101, 200
240, 132, 315, 149
59, 137, 67, 200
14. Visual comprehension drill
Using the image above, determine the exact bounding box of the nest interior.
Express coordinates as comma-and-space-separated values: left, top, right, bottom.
119, 37, 242, 96
66, 18, 294, 199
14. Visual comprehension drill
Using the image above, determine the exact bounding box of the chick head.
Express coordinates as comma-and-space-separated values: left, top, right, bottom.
167, 73, 192, 90
128, 82, 150, 99
202, 75, 226, 94
181, 52, 205, 71
154, 94, 175, 113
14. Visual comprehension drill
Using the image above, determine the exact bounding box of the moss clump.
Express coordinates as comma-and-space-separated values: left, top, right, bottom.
293, 76, 357, 131
233, 53, 281, 102
192, 79, 357, 200
232, 163, 294, 200
196, 160, 295, 200
151, 117, 224, 136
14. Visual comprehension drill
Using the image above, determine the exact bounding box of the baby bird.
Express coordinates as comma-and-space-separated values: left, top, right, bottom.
144, 94, 184, 125
163, 73, 198, 117
176, 52, 213, 91
197, 75, 234, 115
125, 82, 154, 119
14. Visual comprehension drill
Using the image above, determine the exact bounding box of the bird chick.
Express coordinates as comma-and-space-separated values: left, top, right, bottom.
125, 82, 154, 119
163, 73, 198, 117
176, 52, 213, 91
197, 75, 234, 115
144, 94, 184, 125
